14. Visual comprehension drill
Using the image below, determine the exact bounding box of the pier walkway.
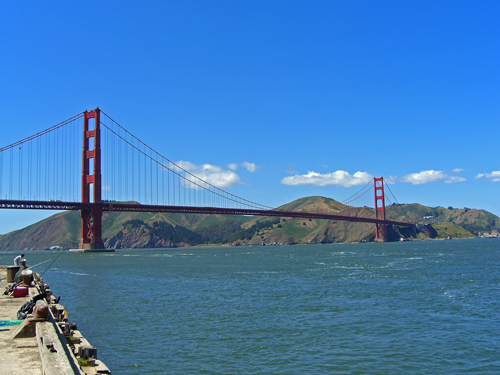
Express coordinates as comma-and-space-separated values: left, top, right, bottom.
0, 266, 42, 374
0, 266, 110, 375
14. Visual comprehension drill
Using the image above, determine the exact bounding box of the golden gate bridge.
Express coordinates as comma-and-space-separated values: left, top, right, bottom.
0, 108, 413, 249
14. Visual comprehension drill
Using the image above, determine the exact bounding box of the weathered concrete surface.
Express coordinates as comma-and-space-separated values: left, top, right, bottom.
36, 320, 83, 375
1, 266, 110, 375
0, 266, 42, 375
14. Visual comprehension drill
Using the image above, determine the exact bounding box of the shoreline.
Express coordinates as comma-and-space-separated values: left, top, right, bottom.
0, 234, 488, 252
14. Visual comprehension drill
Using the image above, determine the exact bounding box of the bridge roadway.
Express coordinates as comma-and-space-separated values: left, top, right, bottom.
0, 200, 414, 227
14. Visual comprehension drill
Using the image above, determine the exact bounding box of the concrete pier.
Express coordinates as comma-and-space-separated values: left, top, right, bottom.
0, 266, 110, 374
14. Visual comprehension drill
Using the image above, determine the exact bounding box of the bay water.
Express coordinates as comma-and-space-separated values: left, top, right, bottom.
2, 238, 499, 374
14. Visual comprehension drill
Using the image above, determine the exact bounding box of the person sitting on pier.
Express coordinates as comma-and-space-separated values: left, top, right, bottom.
14, 253, 24, 266
14, 259, 29, 284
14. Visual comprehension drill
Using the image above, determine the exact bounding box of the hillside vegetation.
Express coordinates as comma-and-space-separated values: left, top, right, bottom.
0, 197, 498, 250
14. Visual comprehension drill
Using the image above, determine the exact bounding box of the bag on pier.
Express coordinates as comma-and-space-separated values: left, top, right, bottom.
17, 300, 35, 320
3, 284, 15, 295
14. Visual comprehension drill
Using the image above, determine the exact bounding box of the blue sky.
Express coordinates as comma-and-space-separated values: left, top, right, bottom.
0, 1, 499, 234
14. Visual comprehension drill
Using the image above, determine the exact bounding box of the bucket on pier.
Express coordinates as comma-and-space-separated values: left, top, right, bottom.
6, 266, 20, 283
21, 270, 33, 286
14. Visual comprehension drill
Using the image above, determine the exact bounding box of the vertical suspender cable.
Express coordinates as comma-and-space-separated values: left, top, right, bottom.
126, 131, 129, 201
106, 119, 110, 202
19, 146, 22, 199
119, 123, 121, 201
111, 119, 114, 202
50, 131, 53, 200
45, 134, 48, 200
0, 152, 3, 199
74, 120, 77, 201
37, 137, 40, 200
156, 154, 158, 205
162, 157, 164, 205
74, 120, 76, 201
59, 126, 62, 200
133, 137, 136, 201
61, 124, 64, 200
54, 129, 56, 200
150, 154, 152, 204
29, 138, 32, 199
138, 140, 141, 203
56, 128, 59, 199
0, 152, 2, 199
9, 148, 13, 199
124, 130, 127, 201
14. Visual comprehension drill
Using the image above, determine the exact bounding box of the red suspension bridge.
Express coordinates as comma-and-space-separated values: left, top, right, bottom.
0, 108, 413, 249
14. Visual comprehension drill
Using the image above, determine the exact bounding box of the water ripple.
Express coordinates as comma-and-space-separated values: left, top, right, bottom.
10, 239, 497, 374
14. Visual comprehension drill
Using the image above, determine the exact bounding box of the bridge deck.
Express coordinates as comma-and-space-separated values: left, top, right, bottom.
0, 200, 414, 227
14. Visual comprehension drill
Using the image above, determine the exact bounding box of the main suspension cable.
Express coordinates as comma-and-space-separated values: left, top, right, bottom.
100, 111, 272, 210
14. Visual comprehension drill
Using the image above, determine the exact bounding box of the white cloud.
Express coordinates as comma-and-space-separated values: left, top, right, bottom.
400, 170, 447, 185
227, 162, 258, 172
445, 176, 466, 183
452, 168, 465, 173
242, 162, 257, 173
401, 170, 465, 185
176, 161, 241, 189
476, 171, 500, 182
384, 176, 398, 185
280, 170, 373, 187
227, 163, 238, 171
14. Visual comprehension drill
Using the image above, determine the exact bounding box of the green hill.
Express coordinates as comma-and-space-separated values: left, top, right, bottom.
0, 197, 498, 250
385, 203, 499, 236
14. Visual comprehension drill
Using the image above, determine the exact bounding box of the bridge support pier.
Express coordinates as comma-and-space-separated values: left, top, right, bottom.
374, 177, 387, 242
79, 108, 105, 250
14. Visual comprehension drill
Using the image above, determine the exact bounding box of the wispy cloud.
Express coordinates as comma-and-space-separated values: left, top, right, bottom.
227, 163, 238, 171
226, 162, 258, 173
280, 170, 373, 187
400, 170, 466, 185
384, 176, 398, 185
242, 162, 257, 173
176, 161, 241, 189
475, 171, 500, 182
445, 176, 466, 183
285, 164, 297, 175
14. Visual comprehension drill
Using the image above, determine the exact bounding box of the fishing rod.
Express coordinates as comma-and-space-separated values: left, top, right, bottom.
40, 248, 65, 277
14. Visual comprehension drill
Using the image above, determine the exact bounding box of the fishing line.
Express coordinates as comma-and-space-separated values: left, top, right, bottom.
40, 249, 65, 277
30, 259, 52, 269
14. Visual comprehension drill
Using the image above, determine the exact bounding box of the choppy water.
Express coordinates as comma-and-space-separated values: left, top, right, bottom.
2, 239, 499, 374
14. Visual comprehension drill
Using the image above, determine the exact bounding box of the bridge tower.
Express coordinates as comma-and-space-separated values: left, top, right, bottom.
374, 177, 387, 242
79, 108, 104, 250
